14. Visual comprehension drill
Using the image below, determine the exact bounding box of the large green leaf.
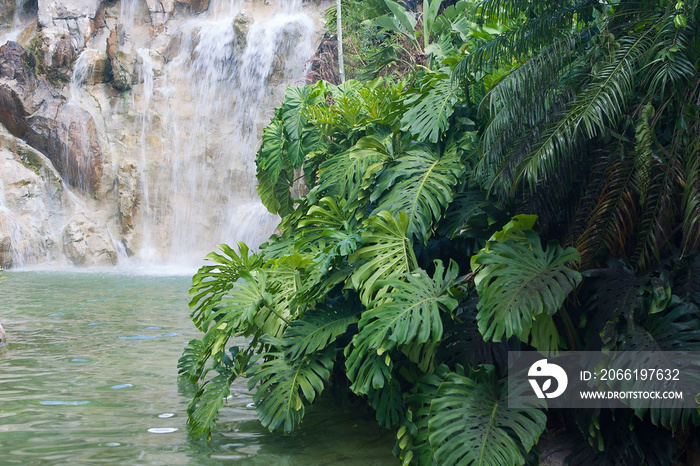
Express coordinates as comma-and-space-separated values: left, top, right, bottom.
473, 229, 581, 347
247, 347, 333, 433
615, 295, 700, 428
188, 242, 262, 331
257, 119, 287, 184
400, 70, 464, 143
349, 211, 418, 306
352, 260, 459, 361
256, 157, 294, 217
283, 300, 361, 361
427, 365, 546, 466
281, 85, 323, 141
317, 134, 394, 207
372, 144, 464, 244
178, 338, 209, 383
368, 379, 406, 428
187, 368, 236, 439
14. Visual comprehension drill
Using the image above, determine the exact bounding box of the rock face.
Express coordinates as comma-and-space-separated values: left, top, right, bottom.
0, 41, 104, 196
0, 0, 330, 268
0, 126, 114, 268
62, 212, 118, 266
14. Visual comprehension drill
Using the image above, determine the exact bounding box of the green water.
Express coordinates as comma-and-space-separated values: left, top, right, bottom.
0, 271, 396, 465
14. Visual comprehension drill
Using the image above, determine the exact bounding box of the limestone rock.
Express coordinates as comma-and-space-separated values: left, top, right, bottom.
26, 103, 104, 196
62, 213, 118, 266
0, 0, 14, 23
106, 25, 135, 91
145, 0, 175, 27
233, 10, 251, 53
117, 162, 139, 254
73, 48, 110, 85
37, 0, 102, 53
0, 132, 67, 267
176, 0, 210, 14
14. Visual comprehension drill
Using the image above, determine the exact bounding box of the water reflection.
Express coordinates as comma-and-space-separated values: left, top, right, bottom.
0, 271, 396, 464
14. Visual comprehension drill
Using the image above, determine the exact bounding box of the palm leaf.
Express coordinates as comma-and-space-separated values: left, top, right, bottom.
427, 365, 546, 466
473, 230, 581, 348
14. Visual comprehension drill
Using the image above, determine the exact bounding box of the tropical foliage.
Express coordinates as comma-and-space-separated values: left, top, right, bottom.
181, 0, 700, 464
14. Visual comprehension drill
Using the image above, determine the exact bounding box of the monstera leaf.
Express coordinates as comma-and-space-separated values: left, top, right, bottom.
616, 295, 700, 428
317, 134, 394, 206
349, 211, 418, 306
247, 346, 333, 433
400, 69, 464, 143
372, 144, 464, 244
188, 242, 262, 331
427, 365, 546, 466
282, 299, 361, 361
473, 229, 581, 348
187, 367, 237, 439
351, 260, 459, 367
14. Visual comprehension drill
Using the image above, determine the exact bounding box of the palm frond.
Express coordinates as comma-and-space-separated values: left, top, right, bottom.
509, 28, 658, 193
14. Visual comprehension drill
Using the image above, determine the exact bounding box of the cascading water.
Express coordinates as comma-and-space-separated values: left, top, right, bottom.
0, 0, 324, 269
0, 0, 32, 45
128, 1, 316, 266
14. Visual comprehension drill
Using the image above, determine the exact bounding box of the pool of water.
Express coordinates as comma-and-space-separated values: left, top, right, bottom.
0, 271, 396, 465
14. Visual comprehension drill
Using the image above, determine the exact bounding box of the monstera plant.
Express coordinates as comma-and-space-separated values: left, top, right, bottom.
181, 0, 700, 464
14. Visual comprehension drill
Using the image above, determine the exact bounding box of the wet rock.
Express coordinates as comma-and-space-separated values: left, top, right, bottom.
74, 49, 110, 85
0, 235, 13, 268
233, 10, 251, 53
0, 133, 67, 267
146, 0, 175, 27
106, 25, 134, 91
176, 0, 209, 14
0, 41, 37, 86
0, 0, 14, 23
25, 103, 103, 196
62, 213, 117, 266
117, 162, 139, 254
37, 0, 102, 53
0, 41, 103, 196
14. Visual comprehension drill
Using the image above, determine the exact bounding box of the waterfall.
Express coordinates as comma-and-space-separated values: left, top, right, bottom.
128, 2, 316, 266
0, 0, 322, 269
0, 0, 31, 45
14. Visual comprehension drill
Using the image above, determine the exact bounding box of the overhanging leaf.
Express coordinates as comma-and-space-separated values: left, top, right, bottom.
473, 230, 581, 347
